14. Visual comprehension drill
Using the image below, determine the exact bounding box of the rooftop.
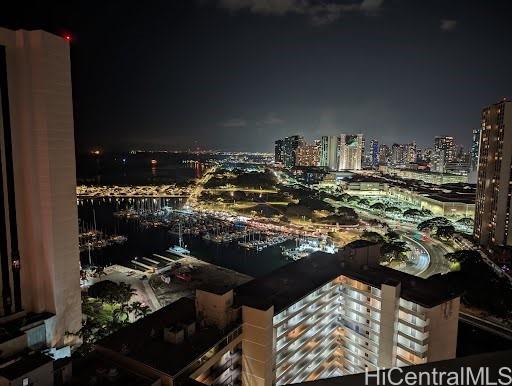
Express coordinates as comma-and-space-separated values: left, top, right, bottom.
69, 352, 158, 386
233, 248, 462, 313
96, 297, 232, 377
0, 351, 52, 381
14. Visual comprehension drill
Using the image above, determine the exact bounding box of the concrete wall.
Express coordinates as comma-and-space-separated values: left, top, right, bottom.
241, 306, 274, 386
195, 289, 234, 330
0, 333, 27, 359
426, 298, 460, 362
378, 283, 400, 368
0, 28, 81, 346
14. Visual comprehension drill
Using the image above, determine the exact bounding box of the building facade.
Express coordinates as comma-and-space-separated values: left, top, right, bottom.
0, 27, 81, 346
274, 139, 284, 164
338, 134, 363, 170
468, 128, 481, 183
432, 136, 455, 173
296, 143, 320, 167
370, 140, 379, 167
474, 99, 512, 247
91, 247, 461, 386
320, 136, 339, 171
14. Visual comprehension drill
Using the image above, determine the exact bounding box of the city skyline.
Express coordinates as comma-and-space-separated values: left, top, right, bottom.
1, 0, 512, 152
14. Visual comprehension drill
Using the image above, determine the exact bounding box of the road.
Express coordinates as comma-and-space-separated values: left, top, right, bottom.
353, 206, 452, 278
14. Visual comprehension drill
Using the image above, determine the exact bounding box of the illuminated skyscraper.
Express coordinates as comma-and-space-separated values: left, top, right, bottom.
432, 136, 455, 173
0, 27, 81, 346
320, 136, 339, 170
378, 144, 391, 165
474, 99, 512, 247
338, 134, 364, 170
274, 139, 284, 164
391, 143, 406, 166
468, 128, 481, 183
370, 140, 379, 166
296, 142, 320, 167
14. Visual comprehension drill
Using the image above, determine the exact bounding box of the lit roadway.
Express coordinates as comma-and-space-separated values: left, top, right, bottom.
351, 206, 452, 278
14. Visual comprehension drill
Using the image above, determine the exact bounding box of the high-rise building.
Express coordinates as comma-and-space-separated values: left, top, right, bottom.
282, 135, 304, 168
391, 143, 406, 166
432, 136, 455, 173
320, 136, 339, 170
338, 134, 363, 170
0, 28, 81, 346
474, 99, 512, 247
370, 140, 379, 167
360, 135, 366, 167
378, 144, 391, 165
91, 245, 461, 386
274, 139, 284, 164
468, 128, 481, 183
405, 142, 417, 164
296, 143, 320, 167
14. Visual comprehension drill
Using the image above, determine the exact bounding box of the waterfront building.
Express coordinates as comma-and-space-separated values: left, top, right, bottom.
338, 134, 364, 170
0, 25, 81, 386
90, 245, 461, 386
474, 99, 512, 247
296, 143, 320, 167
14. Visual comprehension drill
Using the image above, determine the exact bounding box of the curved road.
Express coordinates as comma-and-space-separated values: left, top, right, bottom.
353, 207, 452, 279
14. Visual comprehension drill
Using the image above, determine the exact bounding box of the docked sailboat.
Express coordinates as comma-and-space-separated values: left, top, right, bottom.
167, 222, 190, 256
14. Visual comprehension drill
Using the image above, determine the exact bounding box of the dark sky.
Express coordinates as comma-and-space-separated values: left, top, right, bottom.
2, 0, 511, 152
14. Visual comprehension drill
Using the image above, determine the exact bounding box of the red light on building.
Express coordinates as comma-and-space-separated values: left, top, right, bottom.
64, 34, 72, 42
151, 159, 158, 165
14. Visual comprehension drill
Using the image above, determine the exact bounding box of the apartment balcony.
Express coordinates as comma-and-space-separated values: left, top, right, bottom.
278, 341, 337, 385
343, 289, 381, 311
274, 285, 339, 327
342, 320, 380, 344
341, 334, 378, 356
277, 296, 340, 338
343, 326, 379, 348
276, 333, 336, 373
343, 282, 381, 300
396, 341, 428, 359
344, 302, 381, 323
341, 341, 378, 369
398, 315, 430, 333
275, 313, 337, 355
397, 328, 429, 346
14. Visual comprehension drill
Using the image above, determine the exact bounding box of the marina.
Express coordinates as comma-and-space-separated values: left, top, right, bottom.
78, 198, 299, 277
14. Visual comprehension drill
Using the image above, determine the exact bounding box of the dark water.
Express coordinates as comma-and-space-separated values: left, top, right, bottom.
76, 152, 206, 185
78, 198, 290, 277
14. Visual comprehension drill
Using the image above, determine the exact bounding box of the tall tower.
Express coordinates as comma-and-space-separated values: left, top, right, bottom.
468, 128, 481, 183
320, 136, 338, 170
0, 28, 81, 346
432, 136, 455, 173
282, 135, 304, 168
338, 134, 363, 170
370, 140, 379, 167
474, 100, 512, 247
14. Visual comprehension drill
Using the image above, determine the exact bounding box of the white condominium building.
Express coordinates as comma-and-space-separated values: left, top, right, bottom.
93, 244, 461, 386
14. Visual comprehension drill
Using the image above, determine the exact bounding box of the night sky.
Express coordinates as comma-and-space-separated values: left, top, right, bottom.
2, 0, 511, 152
